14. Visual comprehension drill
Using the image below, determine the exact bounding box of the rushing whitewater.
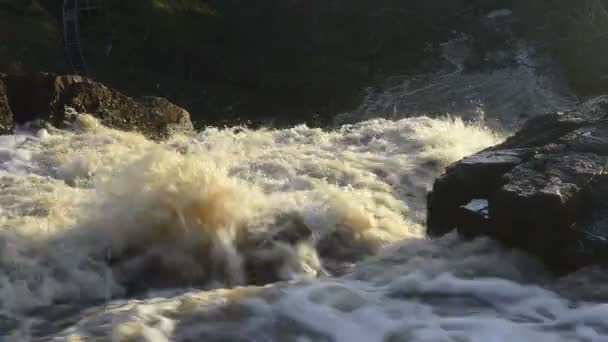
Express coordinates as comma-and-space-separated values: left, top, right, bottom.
337, 36, 576, 132
1, 113, 608, 341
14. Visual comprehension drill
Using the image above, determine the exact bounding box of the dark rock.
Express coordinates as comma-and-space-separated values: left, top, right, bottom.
427, 97, 608, 273
52, 77, 194, 139
0, 73, 194, 140
1, 72, 56, 124
490, 152, 607, 270
0, 79, 13, 134
427, 149, 527, 236
560, 121, 608, 155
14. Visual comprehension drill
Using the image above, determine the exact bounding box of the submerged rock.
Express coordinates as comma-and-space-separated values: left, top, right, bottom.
0, 73, 193, 140
427, 96, 608, 273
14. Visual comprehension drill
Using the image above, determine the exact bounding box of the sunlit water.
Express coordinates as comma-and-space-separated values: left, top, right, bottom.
1, 112, 607, 341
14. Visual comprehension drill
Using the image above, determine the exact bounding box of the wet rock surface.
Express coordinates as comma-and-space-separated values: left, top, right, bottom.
0, 73, 193, 140
0, 78, 13, 134
427, 96, 608, 273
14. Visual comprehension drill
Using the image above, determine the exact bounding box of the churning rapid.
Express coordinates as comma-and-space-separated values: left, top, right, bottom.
336, 33, 576, 132
1, 110, 608, 341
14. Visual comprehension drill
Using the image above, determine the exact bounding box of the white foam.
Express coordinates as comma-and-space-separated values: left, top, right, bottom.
46, 271, 608, 341
24, 114, 608, 341
345, 38, 575, 130
487, 9, 513, 19
463, 199, 489, 213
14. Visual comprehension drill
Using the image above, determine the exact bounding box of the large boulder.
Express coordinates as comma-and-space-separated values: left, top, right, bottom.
0, 73, 193, 140
0, 79, 14, 134
427, 96, 608, 273
1, 72, 57, 124
51, 75, 194, 139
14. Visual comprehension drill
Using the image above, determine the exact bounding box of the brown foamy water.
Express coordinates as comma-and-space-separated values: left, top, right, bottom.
3, 114, 606, 342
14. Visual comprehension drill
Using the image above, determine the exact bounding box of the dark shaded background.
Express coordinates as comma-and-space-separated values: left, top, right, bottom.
2, 0, 608, 128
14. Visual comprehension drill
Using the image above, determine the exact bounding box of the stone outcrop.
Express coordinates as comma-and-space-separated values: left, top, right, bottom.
0, 73, 193, 140
0, 78, 14, 134
427, 96, 608, 273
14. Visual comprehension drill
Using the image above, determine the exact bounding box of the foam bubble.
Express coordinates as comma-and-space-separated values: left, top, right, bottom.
0, 113, 504, 339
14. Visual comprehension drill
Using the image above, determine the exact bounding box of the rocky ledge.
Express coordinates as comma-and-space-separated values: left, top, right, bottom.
0, 73, 193, 140
427, 96, 608, 273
